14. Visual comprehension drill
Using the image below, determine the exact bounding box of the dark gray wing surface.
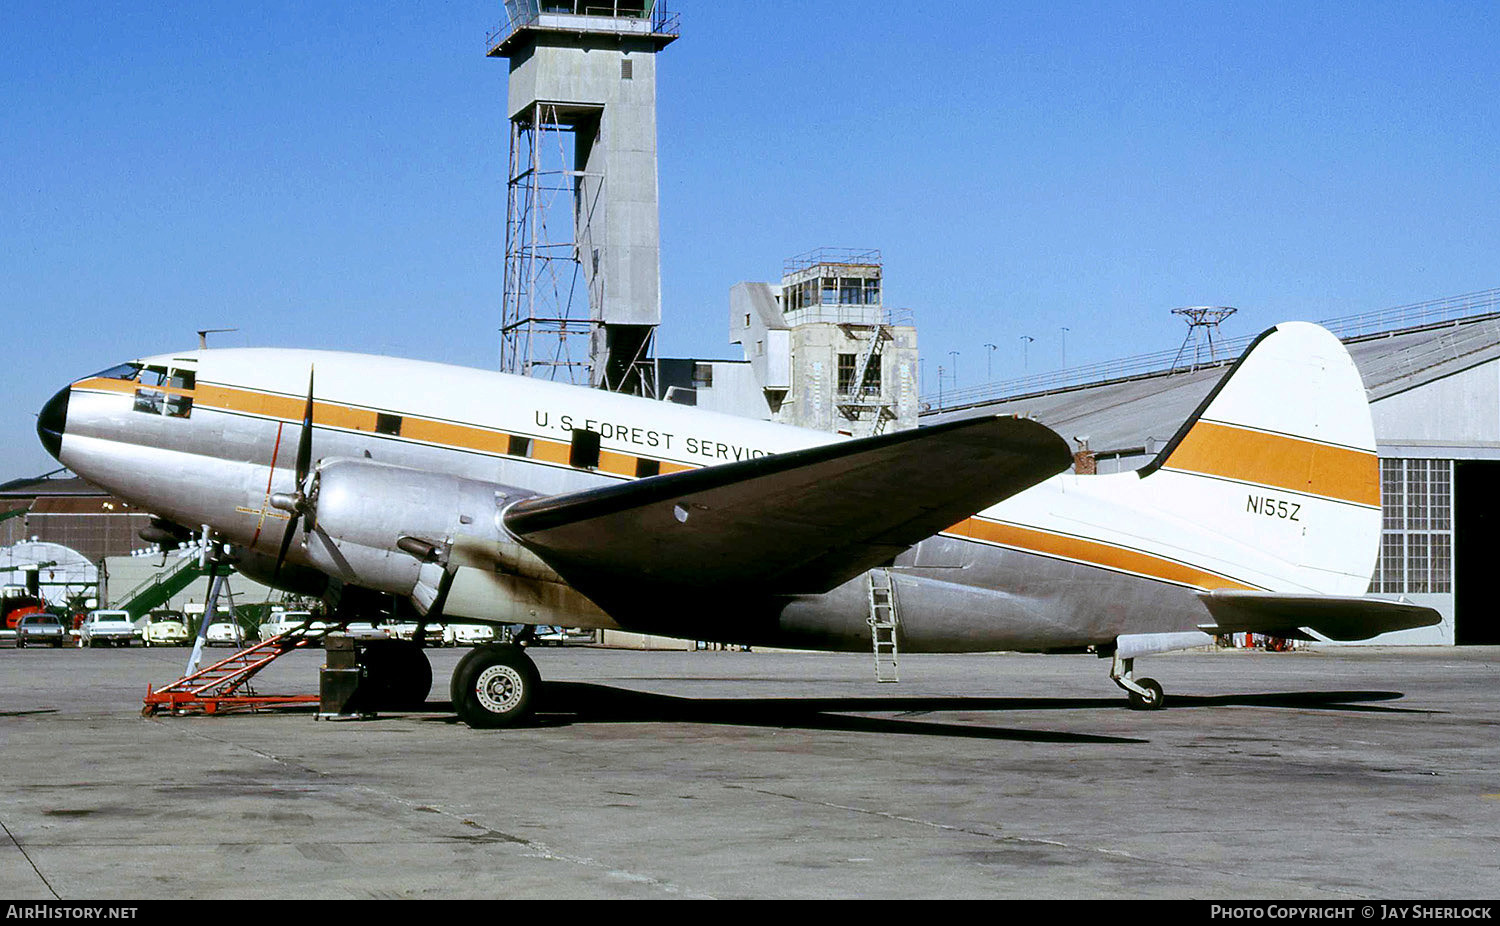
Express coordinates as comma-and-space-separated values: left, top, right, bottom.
503, 415, 1071, 598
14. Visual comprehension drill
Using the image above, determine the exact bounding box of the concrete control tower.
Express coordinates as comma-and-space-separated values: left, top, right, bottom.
489, 1, 679, 397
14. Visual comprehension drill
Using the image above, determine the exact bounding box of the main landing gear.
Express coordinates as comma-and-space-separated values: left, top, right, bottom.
451, 643, 540, 729
1109, 653, 1166, 710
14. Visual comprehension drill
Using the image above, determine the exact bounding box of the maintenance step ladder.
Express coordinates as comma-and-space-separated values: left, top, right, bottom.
142, 630, 321, 716
867, 569, 900, 683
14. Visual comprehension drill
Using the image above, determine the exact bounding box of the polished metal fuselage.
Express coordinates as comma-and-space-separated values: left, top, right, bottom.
52, 347, 1306, 654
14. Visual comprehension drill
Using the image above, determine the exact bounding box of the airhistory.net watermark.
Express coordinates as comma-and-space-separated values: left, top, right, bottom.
5, 907, 138, 920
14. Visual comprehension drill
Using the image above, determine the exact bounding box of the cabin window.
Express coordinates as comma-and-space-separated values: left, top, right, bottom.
569, 429, 601, 470
507, 435, 533, 457
635, 458, 661, 478
164, 395, 193, 418
375, 413, 403, 436
92, 363, 142, 381
133, 389, 164, 414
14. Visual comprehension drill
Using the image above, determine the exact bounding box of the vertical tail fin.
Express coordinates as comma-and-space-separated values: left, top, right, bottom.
1137, 322, 1379, 594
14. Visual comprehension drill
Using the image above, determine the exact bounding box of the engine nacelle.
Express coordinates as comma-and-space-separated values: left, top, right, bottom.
301, 459, 534, 598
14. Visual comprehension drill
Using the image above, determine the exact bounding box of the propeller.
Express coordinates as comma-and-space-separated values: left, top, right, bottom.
269, 368, 316, 580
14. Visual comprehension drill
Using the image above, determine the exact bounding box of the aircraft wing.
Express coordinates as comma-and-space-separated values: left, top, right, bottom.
503, 415, 1071, 598
1197, 590, 1442, 641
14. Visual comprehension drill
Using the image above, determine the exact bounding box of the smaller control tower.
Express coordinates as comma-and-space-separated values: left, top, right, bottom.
490, 1, 679, 396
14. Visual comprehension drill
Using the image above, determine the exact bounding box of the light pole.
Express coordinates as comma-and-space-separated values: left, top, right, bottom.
1020, 336, 1034, 372
984, 343, 997, 380
948, 350, 959, 391
1060, 327, 1070, 369
937, 365, 945, 407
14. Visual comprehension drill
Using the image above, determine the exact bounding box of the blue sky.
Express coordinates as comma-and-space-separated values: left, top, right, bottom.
3, 1, 1497, 478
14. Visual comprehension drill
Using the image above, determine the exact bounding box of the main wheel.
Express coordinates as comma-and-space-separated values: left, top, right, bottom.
356, 639, 433, 711
1127, 677, 1165, 710
453, 644, 539, 729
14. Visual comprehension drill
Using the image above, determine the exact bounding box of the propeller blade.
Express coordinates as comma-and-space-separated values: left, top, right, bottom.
272, 511, 301, 581
294, 367, 315, 486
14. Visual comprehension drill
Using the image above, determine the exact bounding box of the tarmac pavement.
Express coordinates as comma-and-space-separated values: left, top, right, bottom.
1, 643, 1496, 900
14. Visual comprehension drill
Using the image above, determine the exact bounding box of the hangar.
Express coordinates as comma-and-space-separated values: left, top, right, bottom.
923, 289, 1500, 647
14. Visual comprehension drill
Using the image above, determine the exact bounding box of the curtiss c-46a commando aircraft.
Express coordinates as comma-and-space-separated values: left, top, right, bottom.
36, 322, 1438, 727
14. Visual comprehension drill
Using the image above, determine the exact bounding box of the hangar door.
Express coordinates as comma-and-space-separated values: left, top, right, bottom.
1455, 460, 1500, 645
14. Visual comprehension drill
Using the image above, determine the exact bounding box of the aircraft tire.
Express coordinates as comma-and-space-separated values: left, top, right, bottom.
453, 644, 539, 729
1127, 678, 1165, 710
356, 639, 433, 710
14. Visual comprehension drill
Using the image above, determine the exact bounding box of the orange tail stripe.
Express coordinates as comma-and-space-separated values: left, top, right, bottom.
1165, 421, 1379, 507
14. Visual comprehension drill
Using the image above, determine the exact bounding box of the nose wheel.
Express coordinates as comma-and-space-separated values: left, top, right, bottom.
1110, 654, 1166, 710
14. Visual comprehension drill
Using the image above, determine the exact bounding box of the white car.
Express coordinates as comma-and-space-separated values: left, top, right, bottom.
338, 622, 389, 641
443, 623, 496, 647
388, 621, 446, 646
205, 619, 246, 647
140, 610, 190, 647
257, 610, 327, 641
533, 626, 595, 646
79, 610, 137, 647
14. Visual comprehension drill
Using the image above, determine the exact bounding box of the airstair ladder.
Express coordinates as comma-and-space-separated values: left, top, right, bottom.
142, 629, 321, 716
868, 569, 900, 683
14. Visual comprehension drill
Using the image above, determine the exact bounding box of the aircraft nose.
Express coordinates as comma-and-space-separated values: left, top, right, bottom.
37, 385, 70, 460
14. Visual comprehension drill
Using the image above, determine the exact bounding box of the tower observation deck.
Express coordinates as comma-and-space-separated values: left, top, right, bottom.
489, 2, 680, 397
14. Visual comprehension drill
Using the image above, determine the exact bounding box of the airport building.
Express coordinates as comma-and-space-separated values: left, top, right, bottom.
663, 249, 920, 437
922, 289, 1500, 647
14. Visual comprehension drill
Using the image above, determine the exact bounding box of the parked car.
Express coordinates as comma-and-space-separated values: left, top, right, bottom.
257, 610, 326, 642
14, 613, 66, 648
442, 623, 496, 647
140, 610, 190, 647
79, 610, 137, 647
532, 625, 595, 646
388, 621, 446, 646
337, 622, 389, 641
205, 619, 246, 648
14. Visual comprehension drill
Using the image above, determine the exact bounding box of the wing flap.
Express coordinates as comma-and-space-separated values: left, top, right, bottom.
1197, 590, 1441, 641
504, 415, 1071, 599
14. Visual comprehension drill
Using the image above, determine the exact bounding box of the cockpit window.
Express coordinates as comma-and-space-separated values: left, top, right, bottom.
141, 366, 170, 387
92, 363, 142, 381
169, 370, 195, 390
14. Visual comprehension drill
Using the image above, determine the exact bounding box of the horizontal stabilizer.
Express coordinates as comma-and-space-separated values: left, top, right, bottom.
1197, 590, 1441, 641
504, 415, 1072, 600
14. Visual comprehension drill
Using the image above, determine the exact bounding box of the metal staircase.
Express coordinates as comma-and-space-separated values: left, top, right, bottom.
142, 630, 321, 716
837, 324, 896, 437
867, 569, 900, 683
115, 555, 208, 619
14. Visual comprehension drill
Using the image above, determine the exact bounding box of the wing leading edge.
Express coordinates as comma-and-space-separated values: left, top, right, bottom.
503, 415, 1072, 600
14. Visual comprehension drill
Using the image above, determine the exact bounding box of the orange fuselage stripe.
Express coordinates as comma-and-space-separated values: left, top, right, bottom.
945, 518, 1257, 591
1164, 421, 1379, 507
78, 379, 678, 480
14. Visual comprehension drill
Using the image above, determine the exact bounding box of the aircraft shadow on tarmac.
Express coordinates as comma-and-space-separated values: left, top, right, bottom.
416, 683, 1430, 741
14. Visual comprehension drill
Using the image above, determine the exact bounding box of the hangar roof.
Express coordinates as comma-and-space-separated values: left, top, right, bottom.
922, 308, 1500, 459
